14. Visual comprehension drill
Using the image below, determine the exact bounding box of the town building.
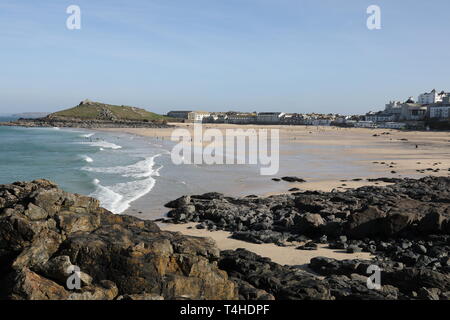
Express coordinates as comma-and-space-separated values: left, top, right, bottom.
306, 119, 333, 126
378, 122, 407, 129
417, 89, 448, 105
354, 121, 376, 128
429, 97, 450, 119
187, 111, 211, 122
226, 113, 257, 124
429, 105, 450, 119
399, 103, 428, 121
256, 112, 285, 124
365, 111, 396, 123
203, 113, 228, 123
280, 113, 306, 125
167, 111, 192, 119
385, 101, 402, 118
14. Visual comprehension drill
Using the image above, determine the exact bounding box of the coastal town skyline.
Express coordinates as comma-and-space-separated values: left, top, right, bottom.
4, 87, 449, 122
1, 0, 450, 114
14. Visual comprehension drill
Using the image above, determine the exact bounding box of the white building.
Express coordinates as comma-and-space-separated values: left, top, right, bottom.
385, 101, 402, 118
203, 113, 227, 123
256, 112, 285, 124
188, 111, 210, 122
226, 113, 256, 124
354, 121, 376, 128
418, 89, 448, 105
429, 105, 450, 119
378, 122, 407, 129
365, 112, 396, 123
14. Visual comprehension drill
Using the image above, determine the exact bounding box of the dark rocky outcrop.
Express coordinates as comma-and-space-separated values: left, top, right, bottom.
219, 249, 331, 300
0, 118, 171, 129
0, 180, 237, 300
281, 177, 306, 183
165, 177, 450, 242
219, 249, 407, 300
164, 177, 450, 300
309, 256, 450, 300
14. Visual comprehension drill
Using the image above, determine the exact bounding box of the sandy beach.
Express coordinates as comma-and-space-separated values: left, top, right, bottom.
98, 123, 450, 193
97, 124, 450, 267
161, 222, 373, 269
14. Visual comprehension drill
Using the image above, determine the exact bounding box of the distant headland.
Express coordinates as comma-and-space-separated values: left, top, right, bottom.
0, 99, 173, 128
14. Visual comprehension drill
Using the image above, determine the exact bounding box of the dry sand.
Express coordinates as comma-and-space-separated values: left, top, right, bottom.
161, 223, 373, 269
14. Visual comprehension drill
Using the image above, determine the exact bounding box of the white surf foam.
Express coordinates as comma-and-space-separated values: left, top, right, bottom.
78, 141, 122, 150
91, 179, 124, 213
83, 154, 161, 178
82, 155, 94, 163
80, 133, 95, 138
88, 154, 162, 214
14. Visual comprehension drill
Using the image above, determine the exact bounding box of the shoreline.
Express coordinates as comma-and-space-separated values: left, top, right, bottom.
97, 123, 450, 196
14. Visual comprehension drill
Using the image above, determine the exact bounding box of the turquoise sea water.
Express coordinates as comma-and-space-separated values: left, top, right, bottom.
0, 124, 166, 214
0, 120, 382, 219
0, 116, 18, 122
0, 123, 265, 218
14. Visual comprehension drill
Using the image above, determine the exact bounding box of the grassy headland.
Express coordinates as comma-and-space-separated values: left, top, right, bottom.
48, 99, 170, 122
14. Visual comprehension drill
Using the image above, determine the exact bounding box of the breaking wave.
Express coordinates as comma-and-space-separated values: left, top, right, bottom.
82, 155, 94, 163
82, 155, 161, 178
77, 141, 122, 150
86, 155, 161, 214
80, 133, 95, 138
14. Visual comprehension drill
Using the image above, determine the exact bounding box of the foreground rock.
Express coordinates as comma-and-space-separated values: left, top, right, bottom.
220, 249, 403, 300
0, 180, 237, 300
2, 178, 449, 300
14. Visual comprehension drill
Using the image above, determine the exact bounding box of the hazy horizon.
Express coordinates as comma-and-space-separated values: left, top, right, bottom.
1, 0, 449, 114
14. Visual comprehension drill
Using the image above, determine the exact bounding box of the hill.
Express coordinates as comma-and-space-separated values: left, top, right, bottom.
48, 99, 168, 122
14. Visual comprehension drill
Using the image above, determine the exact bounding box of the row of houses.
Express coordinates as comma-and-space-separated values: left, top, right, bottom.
168, 111, 290, 124
166, 89, 450, 130
365, 90, 450, 123
167, 110, 344, 125
166, 109, 413, 129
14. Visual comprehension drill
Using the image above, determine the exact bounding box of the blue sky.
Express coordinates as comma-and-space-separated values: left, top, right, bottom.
0, 0, 449, 114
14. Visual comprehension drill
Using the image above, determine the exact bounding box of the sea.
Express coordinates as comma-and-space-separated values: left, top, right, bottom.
0, 118, 270, 218
0, 119, 168, 215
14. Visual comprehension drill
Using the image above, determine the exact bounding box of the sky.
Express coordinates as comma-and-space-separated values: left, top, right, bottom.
0, 0, 449, 115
